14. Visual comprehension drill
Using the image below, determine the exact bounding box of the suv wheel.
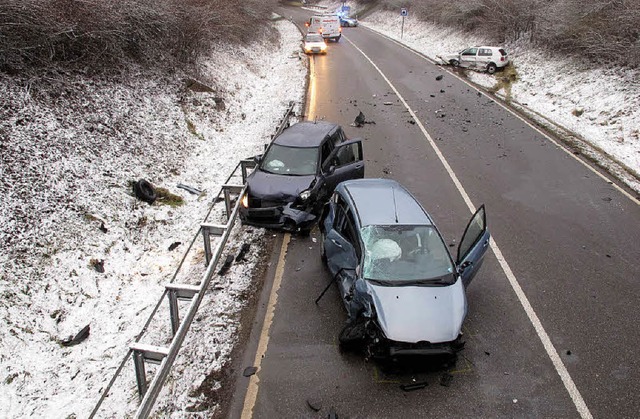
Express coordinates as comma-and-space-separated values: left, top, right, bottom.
449, 59, 459, 67
486, 63, 497, 74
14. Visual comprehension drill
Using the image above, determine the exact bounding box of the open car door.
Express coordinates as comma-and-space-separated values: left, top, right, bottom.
322, 139, 364, 193
456, 205, 490, 288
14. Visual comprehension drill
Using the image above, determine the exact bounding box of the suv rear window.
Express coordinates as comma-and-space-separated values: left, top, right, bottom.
499, 49, 507, 56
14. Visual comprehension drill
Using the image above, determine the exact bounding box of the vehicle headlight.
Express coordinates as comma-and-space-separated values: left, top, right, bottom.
320, 44, 327, 50
241, 193, 249, 208
299, 189, 311, 201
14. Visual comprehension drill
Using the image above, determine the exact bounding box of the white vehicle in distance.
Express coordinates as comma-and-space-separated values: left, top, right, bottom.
303, 33, 327, 55
439, 46, 509, 74
306, 14, 342, 42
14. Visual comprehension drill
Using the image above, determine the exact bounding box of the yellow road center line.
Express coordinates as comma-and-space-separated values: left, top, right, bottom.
241, 233, 291, 419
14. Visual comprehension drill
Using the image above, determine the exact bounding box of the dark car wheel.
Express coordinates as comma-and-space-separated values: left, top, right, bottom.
133, 179, 157, 204
450, 59, 460, 67
338, 320, 367, 351
487, 63, 497, 74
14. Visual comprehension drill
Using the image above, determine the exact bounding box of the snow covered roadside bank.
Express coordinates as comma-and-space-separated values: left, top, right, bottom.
355, 8, 640, 193
0, 17, 306, 418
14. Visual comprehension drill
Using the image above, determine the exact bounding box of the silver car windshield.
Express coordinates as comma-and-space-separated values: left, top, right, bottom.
361, 225, 455, 285
261, 144, 318, 176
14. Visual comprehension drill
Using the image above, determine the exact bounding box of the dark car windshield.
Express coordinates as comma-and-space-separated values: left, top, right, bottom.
305, 33, 323, 42
361, 224, 455, 285
261, 144, 319, 176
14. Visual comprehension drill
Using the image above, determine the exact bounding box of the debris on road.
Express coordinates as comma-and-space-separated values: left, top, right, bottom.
306, 398, 322, 412
400, 381, 429, 392
168, 242, 181, 251
440, 373, 453, 387
242, 366, 258, 377
351, 111, 375, 127
436, 75, 444, 81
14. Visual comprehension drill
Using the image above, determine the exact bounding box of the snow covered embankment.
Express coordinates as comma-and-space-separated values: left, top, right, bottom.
0, 18, 306, 418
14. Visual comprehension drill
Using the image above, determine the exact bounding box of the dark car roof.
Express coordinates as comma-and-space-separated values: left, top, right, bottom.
273, 120, 338, 148
338, 179, 433, 227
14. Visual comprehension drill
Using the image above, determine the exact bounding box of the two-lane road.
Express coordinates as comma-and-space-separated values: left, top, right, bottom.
230, 8, 640, 418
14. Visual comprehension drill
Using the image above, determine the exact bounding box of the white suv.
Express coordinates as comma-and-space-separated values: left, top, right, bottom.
440, 46, 509, 74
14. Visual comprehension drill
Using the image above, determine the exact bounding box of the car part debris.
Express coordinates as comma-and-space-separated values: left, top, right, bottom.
440, 373, 453, 387
400, 381, 429, 392
235, 243, 251, 261
61, 325, 90, 347
243, 366, 258, 377
168, 242, 181, 251
133, 179, 157, 204
91, 259, 105, 273
177, 183, 203, 195
306, 398, 322, 412
218, 254, 234, 275
436, 75, 444, 81
354, 111, 366, 127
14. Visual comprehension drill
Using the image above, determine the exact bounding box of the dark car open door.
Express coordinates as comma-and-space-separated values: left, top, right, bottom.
456, 205, 490, 288
322, 139, 364, 194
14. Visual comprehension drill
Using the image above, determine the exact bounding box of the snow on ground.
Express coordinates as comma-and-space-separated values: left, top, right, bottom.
331, 2, 640, 192
0, 18, 306, 418
1, 2, 638, 417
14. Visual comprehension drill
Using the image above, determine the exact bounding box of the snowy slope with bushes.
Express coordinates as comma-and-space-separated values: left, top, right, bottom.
0, 18, 306, 418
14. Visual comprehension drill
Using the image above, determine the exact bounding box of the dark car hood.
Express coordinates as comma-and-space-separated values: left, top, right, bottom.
368, 279, 467, 344
247, 169, 315, 201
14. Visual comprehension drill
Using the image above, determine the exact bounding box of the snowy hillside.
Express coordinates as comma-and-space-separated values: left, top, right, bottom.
0, 18, 306, 418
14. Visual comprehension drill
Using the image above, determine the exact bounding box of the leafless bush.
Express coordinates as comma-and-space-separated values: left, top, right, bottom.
369, 0, 640, 68
0, 0, 277, 72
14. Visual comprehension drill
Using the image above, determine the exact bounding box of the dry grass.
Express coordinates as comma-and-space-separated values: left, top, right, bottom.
0, 0, 278, 72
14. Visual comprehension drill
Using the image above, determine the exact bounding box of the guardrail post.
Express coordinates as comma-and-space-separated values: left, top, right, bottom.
133, 350, 148, 397
241, 160, 256, 184
166, 284, 201, 335
130, 344, 170, 398
222, 185, 243, 222
201, 223, 227, 265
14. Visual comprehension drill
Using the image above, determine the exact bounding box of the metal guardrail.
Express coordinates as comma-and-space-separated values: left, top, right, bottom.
90, 100, 296, 418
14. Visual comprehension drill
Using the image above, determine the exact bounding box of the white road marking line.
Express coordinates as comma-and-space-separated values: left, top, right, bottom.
359, 26, 640, 206
345, 35, 594, 419
241, 233, 291, 419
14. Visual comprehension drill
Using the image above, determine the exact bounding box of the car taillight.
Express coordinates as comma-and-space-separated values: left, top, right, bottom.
500, 57, 505, 61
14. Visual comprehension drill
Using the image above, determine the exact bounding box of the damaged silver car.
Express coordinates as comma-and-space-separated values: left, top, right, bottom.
318, 179, 490, 358
240, 121, 364, 233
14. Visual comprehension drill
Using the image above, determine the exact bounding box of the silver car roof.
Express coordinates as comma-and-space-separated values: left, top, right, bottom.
338, 179, 434, 227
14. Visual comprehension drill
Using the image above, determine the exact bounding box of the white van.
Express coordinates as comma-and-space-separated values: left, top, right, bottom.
306, 15, 342, 42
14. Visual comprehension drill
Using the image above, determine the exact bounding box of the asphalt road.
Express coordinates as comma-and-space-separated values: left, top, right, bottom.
228, 7, 640, 418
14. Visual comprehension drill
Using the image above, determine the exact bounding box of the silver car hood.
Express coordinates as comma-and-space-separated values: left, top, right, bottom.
368, 279, 467, 344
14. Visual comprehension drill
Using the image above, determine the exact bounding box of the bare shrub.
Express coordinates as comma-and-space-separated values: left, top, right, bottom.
0, 0, 277, 71
369, 0, 639, 68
